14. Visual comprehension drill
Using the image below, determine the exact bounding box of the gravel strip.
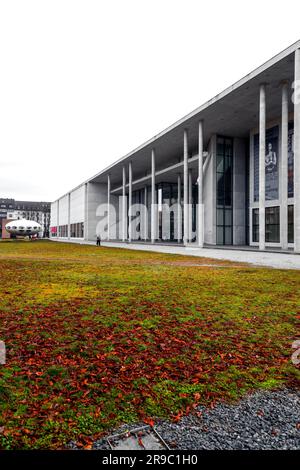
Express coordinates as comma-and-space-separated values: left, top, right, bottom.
83, 389, 300, 450
155, 389, 300, 450
68, 389, 300, 450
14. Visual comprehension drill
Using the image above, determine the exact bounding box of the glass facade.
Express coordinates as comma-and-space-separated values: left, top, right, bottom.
288, 205, 294, 244
52, 223, 84, 238
70, 223, 84, 238
216, 136, 233, 245
58, 225, 68, 237
252, 208, 259, 243
156, 182, 181, 241
251, 123, 295, 246
265, 206, 280, 243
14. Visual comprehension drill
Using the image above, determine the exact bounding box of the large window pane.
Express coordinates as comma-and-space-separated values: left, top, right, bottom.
288, 205, 294, 243
225, 209, 232, 226
252, 208, 259, 242
217, 226, 224, 245
225, 226, 232, 245
265, 206, 280, 243
217, 155, 224, 172
217, 209, 224, 226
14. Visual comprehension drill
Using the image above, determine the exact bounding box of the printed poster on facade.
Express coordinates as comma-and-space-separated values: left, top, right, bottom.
288, 121, 294, 198
253, 125, 279, 201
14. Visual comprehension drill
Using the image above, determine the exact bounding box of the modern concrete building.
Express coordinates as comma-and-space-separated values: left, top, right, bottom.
51, 41, 300, 252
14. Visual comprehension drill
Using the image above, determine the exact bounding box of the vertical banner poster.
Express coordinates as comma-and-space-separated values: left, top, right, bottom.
254, 134, 259, 202
288, 121, 294, 198
253, 125, 279, 202
265, 125, 279, 200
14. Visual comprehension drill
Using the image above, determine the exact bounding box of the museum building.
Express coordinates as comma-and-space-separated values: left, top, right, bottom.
50, 41, 300, 252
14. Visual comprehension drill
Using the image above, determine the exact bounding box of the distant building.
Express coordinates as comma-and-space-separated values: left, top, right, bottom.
0, 198, 50, 238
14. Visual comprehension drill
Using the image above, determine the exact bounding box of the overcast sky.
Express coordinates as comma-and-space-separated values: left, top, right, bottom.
0, 0, 299, 202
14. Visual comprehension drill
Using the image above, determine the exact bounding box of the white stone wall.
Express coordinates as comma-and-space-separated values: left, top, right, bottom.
70, 185, 85, 224
50, 201, 58, 228
58, 195, 69, 226
86, 182, 107, 241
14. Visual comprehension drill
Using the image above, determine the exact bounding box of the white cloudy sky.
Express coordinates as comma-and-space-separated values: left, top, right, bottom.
0, 0, 299, 202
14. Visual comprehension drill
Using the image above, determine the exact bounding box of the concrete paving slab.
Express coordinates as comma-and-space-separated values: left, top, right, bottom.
51, 239, 300, 270
107, 426, 168, 450
101, 242, 300, 270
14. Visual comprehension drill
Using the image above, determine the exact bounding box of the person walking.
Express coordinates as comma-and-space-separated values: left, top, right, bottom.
96, 235, 101, 247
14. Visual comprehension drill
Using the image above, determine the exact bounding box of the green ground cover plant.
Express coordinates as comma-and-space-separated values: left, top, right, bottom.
0, 240, 299, 449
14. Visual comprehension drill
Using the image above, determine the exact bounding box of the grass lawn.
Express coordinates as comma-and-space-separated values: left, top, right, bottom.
0, 240, 299, 449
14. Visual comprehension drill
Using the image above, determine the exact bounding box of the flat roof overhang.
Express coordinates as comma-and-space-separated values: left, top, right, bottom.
58, 40, 300, 199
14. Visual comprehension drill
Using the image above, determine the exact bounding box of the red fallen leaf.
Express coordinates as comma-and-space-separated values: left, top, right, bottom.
138, 436, 144, 448
194, 372, 203, 379
35, 372, 43, 376
194, 392, 201, 401
173, 411, 183, 422
143, 418, 155, 427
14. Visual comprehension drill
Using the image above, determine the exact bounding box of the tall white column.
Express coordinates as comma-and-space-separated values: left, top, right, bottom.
281, 81, 289, 250
151, 149, 156, 243
128, 162, 132, 242
107, 175, 111, 241
122, 166, 126, 241
177, 174, 182, 243
183, 129, 189, 245
84, 183, 88, 240
188, 169, 193, 242
57, 199, 60, 237
198, 120, 204, 247
143, 186, 148, 240
67, 192, 71, 239
294, 49, 300, 252
259, 84, 266, 250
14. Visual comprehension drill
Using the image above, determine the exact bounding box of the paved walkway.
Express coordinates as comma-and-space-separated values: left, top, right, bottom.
53, 239, 300, 270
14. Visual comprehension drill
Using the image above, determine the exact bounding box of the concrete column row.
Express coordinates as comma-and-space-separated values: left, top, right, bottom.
259, 83, 266, 251
294, 48, 300, 252
151, 149, 156, 243
281, 81, 289, 251
183, 129, 189, 245
116, 123, 205, 246
258, 48, 300, 252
